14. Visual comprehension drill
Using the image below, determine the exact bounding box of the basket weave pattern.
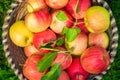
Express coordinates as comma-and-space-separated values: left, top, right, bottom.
2, 0, 118, 80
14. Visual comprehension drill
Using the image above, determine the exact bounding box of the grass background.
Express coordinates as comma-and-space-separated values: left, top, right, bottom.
0, 0, 120, 80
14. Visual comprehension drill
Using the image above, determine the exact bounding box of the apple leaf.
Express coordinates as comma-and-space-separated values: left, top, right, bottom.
62, 26, 69, 35
40, 41, 54, 48
66, 28, 81, 42
41, 63, 61, 80
56, 11, 68, 21
37, 52, 57, 72
56, 38, 64, 46
76, 0, 80, 13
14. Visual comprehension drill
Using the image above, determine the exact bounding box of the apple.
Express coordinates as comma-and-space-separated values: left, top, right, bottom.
45, 0, 69, 9
66, 0, 91, 19
67, 57, 89, 80
9, 21, 33, 47
65, 32, 88, 56
50, 10, 73, 34
81, 46, 110, 74
33, 29, 57, 53
84, 6, 110, 33
58, 71, 70, 80
26, 0, 47, 13
76, 19, 89, 34
23, 54, 46, 80
88, 32, 109, 48
25, 9, 51, 33
52, 51, 72, 70
24, 44, 40, 57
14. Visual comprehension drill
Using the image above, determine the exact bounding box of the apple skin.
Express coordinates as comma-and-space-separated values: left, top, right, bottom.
45, 0, 69, 9
84, 6, 110, 33
81, 46, 110, 74
26, 0, 47, 13
23, 54, 46, 80
66, 0, 91, 19
25, 9, 51, 33
67, 57, 89, 80
24, 44, 40, 57
65, 32, 88, 56
33, 29, 57, 53
58, 71, 70, 80
88, 32, 109, 48
9, 21, 33, 47
52, 51, 72, 70
50, 10, 73, 34
76, 19, 89, 34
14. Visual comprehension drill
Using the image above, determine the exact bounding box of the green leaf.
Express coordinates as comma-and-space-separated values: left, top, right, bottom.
66, 28, 81, 42
37, 52, 57, 72
62, 26, 69, 34
41, 63, 61, 80
56, 11, 68, 21
56, 38, 64, 46
76, 0, 80, 13
40, 41, 54, 49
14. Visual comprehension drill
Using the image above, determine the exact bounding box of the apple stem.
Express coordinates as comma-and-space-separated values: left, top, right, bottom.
76, 74, 82, 80
40, 47, 71, 54
73, 18, 85, 26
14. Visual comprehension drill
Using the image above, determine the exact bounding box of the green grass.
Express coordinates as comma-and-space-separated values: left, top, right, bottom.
0, 0, 120, 80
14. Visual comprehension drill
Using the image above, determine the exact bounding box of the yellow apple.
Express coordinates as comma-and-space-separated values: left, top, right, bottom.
9, 21, 33, 47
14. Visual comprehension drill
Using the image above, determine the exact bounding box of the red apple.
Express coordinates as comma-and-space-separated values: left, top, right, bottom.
23, 54, 46, 80
45, 0, 69, 9
24, 44, 40, 57
65, 32, 88, 55
52, 52, 72, 70
58, 71, 70, 80
76, 19, 89, 34
33, 29, 57, 53
25, 9, 51, 33
67, 57, 89, 80
50, 10, 73, 34
66, 0, 91, 19
81, 46, 110, 74
88, 32, 109, 48
26, 0, 47, 13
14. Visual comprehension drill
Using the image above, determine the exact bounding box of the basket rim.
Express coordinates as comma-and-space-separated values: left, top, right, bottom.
2, 0, 119, 80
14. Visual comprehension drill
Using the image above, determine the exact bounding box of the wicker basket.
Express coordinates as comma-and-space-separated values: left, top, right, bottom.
2, 0, 118, 80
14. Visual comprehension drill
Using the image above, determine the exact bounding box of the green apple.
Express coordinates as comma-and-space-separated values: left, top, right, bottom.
84, 6, 110, 33
9, 21, 33, 47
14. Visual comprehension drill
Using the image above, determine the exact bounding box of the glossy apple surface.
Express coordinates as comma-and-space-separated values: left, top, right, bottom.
67, 57, 89, 80
84, 6, 110, 33
52, 52, 72, 70
26, 0, 47, 13
33, 29, 57, 53
25, 9, 51, 33
50, 10, 73, 34
9, 21, 33, 47
88, 32, 109, 48
23, 54, 46, 80
45, 0, 69, 9
66, 0, 91, 19
24, 44, 40, 57
65, 32, 88, 55
58, 71, 70, 80
81, 46, 110, 74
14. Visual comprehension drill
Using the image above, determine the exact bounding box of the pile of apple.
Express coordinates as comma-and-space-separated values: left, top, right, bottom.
9, 0, 111, 80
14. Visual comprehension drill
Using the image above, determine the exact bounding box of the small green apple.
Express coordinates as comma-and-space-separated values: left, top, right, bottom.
84, 6, 110, 33
9, 21, 33, 47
